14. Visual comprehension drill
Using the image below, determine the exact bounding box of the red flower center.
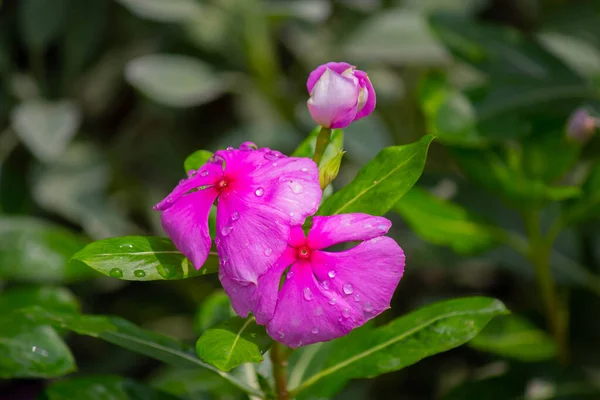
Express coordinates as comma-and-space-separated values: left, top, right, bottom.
216, 179, 229, 191
297, 245, 312, 260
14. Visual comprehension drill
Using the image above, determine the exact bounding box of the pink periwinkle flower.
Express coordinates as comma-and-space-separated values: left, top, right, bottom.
154, 142, 322, 284
306, 62, 376, 129
220, 213, 405, 348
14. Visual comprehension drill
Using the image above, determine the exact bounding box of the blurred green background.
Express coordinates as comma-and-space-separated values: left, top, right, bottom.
2, 0, 600, 399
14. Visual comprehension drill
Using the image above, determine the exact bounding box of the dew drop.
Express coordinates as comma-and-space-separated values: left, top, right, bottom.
328, 296, 337, 305
286, 270, 295, 279
240, 142, 258, 151
264, 151, 281, 161
221, 256, 229, 266
226, 146, 234, 151
303, 287, 314, 301
31, 346, 49, 357
342, 308, 351, 318
300, 167, 309, 173
255, 187, 265, 197
354, 293, 361, 302
134, 270, 146, 278
290, 182, 304, 194
343, 283, 354, 295
364, 302, 374, 313
200, 170, 210, 177
264, 248, 273, 256
119, 243, 133, 250
214, 237, 221, 245
321, 281, 330, 291
187, 169, 197, 178
328, 270, 336, 279
221, 225, 233, 236
231, 211, 240, 221
109, 268, 123, 278
311, 326, 319, 334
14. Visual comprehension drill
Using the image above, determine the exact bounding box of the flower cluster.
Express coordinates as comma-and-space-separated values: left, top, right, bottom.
155, 63, 404, 347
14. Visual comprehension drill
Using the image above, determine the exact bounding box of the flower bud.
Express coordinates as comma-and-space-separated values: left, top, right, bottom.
319, 150, 345, 189
566, 107, 597, 143
306, 62, 375, 129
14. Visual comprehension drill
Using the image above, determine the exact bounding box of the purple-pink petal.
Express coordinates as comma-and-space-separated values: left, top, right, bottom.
307, 68, 359, 129
306, 62, 353, 93
354, 70, 376, 120
307, 214, 391, 250
160, 188, 219, 269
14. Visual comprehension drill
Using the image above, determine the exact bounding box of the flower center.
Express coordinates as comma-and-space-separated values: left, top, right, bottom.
297, 245, 312, 260
216, 179, 229, 191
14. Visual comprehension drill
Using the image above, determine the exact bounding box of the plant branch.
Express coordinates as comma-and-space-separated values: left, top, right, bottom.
312, 127, 331, 166
270, 341, 290, 400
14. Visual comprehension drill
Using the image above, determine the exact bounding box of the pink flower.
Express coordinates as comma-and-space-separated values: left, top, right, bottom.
306, 62, 376, 129
154, 142, 322, 284
220, 213, 404, 348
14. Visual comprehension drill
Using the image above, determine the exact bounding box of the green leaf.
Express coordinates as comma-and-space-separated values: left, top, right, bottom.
194, 291, 235, 334
317, 135, 434, 216
562, 163, 600, 225
184, 150, 214, 173
20, 306, 262, 397
290, 297, 508, 396
116, 0, 201, 23
469, 315, 556, 361
71, 236, 218, 281
292, 127, 344, 167
0, 316, 75, 379
196, 316, 272, 372
11, 100, 81, 162
0, 286, 79, 316
46, 375, 184, 400
151, 367, 242, 398
18, 0, 69, 51
0, 217, 92, 283
125, 54, 224, 108
394, 187, 500, 254
343, 9, 448, 65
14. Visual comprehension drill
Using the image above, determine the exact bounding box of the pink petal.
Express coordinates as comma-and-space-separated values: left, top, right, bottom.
154, 162, 223, 211
307, 68, 359, 129
215, 150, 320, 283
266, 261, 357, 348
220, 248, 297, 325
311, 236, 405, 328
307, 214, 391, 250
306, 62, 353, 93
354, 70, 376, 120
160, 188, 219, 269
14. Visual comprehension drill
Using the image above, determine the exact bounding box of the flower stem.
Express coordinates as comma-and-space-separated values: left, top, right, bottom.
270, 341, 290, 400
522, 210, 569, 364
312, 127, 332, 166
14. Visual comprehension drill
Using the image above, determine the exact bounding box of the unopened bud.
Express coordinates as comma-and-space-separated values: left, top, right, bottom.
319, 150, 345, 189
566, 108, 597, 143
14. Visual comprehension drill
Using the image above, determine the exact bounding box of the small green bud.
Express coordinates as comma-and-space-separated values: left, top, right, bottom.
319, 150, 345, 189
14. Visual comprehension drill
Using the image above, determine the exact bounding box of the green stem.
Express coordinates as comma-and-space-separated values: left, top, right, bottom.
312, 127, 331, 166
270, 341, 290, 400
522, 210, 569, 363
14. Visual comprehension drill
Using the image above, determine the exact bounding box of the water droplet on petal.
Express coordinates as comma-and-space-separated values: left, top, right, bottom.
322, 281, 330, 290
354, 293, 361, 302
226, 146, 234, 151
300, 167, 309, 173
279, 331, 285, 340
328, 296, 337, 305
188, 169, 197, 178
342, 308, 351, 318
311, 326, 319, 334
231, 211, 240, 221
343, 283, 354, 295
255, 187, 265, 197
200, 170, 210, 177
303, 287, 313, 301
378, 224, 387, 230
240, 142, 258, 151
134, 270, 146, 278
363, 302, 374, 313
286, 270, 295, 279
264, 151, 281, 161
290, 182, 304, 194
214, 237, 221, 245
221, 225, 233, 236
290, 212, 296, 218
221, 256, 229, 266
211, 154, 226, 167
179, 179, 185, 184
109, 268, 123, 278
264, 248, 273, 256
328, 270, 336, 278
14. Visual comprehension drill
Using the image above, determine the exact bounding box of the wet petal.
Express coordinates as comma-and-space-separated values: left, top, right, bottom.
154, 162, 223, 211
307, 214, 391, 249
311, 237, 405, 328
160, 188, 219, 269
354, 70, 376, 120
266, 261, 356, 348
220, 248, 297, 325
306, 62, 353, 93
